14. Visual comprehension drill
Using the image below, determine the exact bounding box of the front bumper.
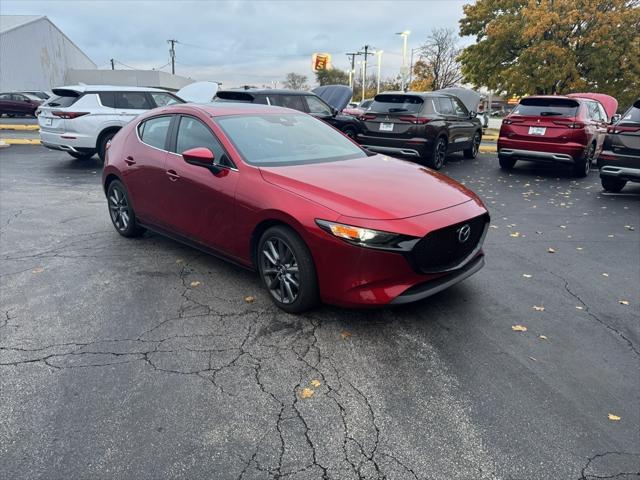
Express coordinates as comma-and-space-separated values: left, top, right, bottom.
599, 165, 640, 183
308, 200, 488, 307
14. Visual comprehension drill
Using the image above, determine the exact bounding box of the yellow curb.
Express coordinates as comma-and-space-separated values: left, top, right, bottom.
1, 138, 41, 145
482, 135, 499, 141
0, 124, 39, 131
479, 145, 496, 153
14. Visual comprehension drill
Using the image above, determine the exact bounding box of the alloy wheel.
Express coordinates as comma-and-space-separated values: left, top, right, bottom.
434, 138, 447, 169
109, 185, 131, 232
472, 133, 480, 157
261, 237, 300, 304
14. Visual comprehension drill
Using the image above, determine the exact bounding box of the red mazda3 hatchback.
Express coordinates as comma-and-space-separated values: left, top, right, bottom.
102, 103, 489, 312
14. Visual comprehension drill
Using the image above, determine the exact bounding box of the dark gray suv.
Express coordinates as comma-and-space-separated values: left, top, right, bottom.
356, 92, 483, 169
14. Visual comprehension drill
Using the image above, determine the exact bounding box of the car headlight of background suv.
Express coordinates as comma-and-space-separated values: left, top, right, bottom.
315, 219, 419, 251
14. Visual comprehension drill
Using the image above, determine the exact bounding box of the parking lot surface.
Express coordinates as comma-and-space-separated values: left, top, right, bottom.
1, 146, 638, 479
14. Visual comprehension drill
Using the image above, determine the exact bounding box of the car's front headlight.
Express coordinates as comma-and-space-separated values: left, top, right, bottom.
315, 219, 418, 251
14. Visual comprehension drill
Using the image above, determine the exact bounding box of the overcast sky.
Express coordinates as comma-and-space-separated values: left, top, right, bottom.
3, 0, 472, 87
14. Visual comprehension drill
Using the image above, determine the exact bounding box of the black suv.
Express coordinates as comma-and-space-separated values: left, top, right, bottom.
213, 89, 360, 139
598, 98, 640, 193
356, 92, 483, 169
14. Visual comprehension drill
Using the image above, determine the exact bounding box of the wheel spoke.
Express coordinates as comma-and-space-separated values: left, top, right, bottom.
283, 279, 294, 302
267, 241, 279, 263
285, 273, 299, 288
268, 276, 280, 290
262, 249, 277, 266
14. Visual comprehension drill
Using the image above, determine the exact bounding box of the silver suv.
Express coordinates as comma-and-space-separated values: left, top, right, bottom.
38, 85, 184, 161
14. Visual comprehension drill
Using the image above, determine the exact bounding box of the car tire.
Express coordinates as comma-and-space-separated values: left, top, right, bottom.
106, 180, 145, 238
68, 151, 95, 160
463, 131, 481, 159
98, 130, 117, 163
498, 155, 516, 170
572, 143, 594, 178
257, 225, 319, 313
601, 177, 626, 193
426, 136, 447, 170
341, 126, 357, 140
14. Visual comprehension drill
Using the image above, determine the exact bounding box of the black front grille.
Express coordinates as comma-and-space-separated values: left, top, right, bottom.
408, 213, 489, 273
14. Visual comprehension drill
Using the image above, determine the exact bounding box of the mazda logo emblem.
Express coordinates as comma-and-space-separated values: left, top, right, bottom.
457, 224, 471, 243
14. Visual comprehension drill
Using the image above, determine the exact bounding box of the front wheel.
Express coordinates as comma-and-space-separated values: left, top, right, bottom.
258, 226, 319, 313
463, 131, 481, 159
107, 180, 145, 237
601, 176, 626, 193
426, 137, 447, 170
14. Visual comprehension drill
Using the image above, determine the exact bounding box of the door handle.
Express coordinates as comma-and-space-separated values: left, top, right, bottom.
166, 170, 180, 181
124, 156, 136, 165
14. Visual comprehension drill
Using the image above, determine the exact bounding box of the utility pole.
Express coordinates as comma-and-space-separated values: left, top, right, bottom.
110, 58, 115, 70
408, 47, 420, 90
346, 52, 359, 89
358, 45, 374, 102
375, 50, 383, 94
167, 39, 178, 74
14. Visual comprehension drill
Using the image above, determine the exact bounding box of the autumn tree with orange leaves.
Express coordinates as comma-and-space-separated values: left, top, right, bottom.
459, 0, 640, 108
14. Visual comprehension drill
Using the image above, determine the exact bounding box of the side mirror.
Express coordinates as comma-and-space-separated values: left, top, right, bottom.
610, 114, 621, 125
470, 111, 478, 118
330, 107, 338, 117
182, 147, 220, 173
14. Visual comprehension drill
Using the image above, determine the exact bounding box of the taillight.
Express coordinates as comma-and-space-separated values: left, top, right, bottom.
552, 119, 583, 129
359, 113, 377, 121
502, 119, 513, 125
52, 111, 89, 119
398, 116, 430, 124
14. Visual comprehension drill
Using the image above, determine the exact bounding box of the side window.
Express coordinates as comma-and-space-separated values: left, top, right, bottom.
452, 98, 467, 116
597, 103, 608, 122
305, 96, 332, 115
115, 92, 153, 110
12, 94, 26, 101
138, 116, 171, 150
253, 95, 269, 105
99, 92, 116, 108
175, 116, 232, 167
150, 92, 181, 107
0, 93, 11, 100
436, 97, 454, 115
273, 95, 306, 112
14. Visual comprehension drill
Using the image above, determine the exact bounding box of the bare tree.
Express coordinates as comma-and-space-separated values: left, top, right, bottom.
416, 28, 463, 90
282, 72, 309, 91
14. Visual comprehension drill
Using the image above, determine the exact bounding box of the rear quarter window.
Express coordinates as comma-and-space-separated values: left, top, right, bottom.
47, 94, 81, 108
370, 95, 424, 114
512, 98, 579, 117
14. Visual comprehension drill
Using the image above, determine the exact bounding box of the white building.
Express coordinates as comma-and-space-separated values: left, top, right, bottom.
0, 15, 96, 91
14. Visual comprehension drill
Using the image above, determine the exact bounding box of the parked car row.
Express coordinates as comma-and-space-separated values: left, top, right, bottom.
0, 91, 43, 117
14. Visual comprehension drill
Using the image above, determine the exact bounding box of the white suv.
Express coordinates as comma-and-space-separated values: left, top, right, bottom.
38, 85, 184, 161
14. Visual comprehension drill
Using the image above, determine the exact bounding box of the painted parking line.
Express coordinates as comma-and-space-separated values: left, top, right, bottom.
0, 138, 41, 145
0, 124, 40, 131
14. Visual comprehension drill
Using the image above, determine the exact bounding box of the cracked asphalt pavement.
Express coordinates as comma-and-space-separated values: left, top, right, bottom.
1, 146, 638, 479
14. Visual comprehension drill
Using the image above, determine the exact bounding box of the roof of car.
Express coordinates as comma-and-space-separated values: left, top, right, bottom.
53, 85, 170, 93
160, 102, 297, 117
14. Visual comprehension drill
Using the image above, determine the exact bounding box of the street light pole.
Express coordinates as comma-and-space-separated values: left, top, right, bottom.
375, 50, 383, 94
408, 47, 420, 91
358, 45, 374, 102
346, 52, 359, 89
396, 30, 411, 90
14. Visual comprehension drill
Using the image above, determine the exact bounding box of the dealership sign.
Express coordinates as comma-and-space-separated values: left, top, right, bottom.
312, 53, 331, 72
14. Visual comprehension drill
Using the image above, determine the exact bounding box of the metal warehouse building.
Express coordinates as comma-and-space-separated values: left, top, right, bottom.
0, 15, 96, 91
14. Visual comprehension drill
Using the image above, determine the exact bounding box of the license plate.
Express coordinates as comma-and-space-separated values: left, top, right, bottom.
44, 118, 52, 126
528, 126, 546, 135
379, 123, 394, 132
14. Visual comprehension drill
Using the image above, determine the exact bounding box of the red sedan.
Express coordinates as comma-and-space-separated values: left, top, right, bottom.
102, 103, 489, 312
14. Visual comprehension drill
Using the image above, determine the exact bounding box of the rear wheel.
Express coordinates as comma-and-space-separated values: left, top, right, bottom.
107, 180, 145, 237
98, 130, 118, 163
601, 177, 626, 193
499, 155, 516, 170
68, 151, 95, 160
463, 131, 481, 159
426, 136, 447, 170
572, 143, 594, 178
258, 226, 319, 313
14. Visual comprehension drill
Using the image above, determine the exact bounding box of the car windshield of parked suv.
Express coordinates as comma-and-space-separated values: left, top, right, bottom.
369, 94, 424, 113
216, 113, 366, 166
620, 103, 640, 124
512, 97, 579, 117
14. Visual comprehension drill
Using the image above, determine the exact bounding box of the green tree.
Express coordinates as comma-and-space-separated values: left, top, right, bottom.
459, 0, 640, 108
315, 68, 349, 86
282, 72, 309, 91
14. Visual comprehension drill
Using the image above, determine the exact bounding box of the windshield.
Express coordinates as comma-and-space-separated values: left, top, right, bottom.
216, 113, 366, 166
513, 98, 579, 117
369, 94, 424, 114
619, 105, 640, 125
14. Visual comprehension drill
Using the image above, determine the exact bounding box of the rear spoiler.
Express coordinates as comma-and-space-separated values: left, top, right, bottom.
51, 88, 82, 97
214, 91, 255, 103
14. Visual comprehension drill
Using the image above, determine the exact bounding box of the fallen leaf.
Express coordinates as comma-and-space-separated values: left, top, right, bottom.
190, 281, 201, 287
528, 356, 537, 362
602, 273, 609, 277
510, 232, 521, 238
576, 305, 584, 310
340, 330, 352, 340
310, 379, 321, 388
490, 225, 498, 229
576, 247, 583, 251
559, 225, 567, 229
608, 413, 621, 421
300, 388, 314, 399
547, 248, 556, 253
31, 267, 44, 274
624, 225, 634, 231
608, 234, 614, 238
533, 305, 545, 311
539, 335, 548, 340
244, 295, 255, 303
512, 325, 527, 332
522, 274, 532, 278
176, 258, 184, 264
619, 300, 630, 306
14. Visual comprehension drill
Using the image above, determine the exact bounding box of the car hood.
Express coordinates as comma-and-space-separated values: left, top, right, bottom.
176, 81, 219, 103
312, 85, 353, 111
435, 87, 482, 112
567, 93, 618, 119
259, 154, 478, 220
